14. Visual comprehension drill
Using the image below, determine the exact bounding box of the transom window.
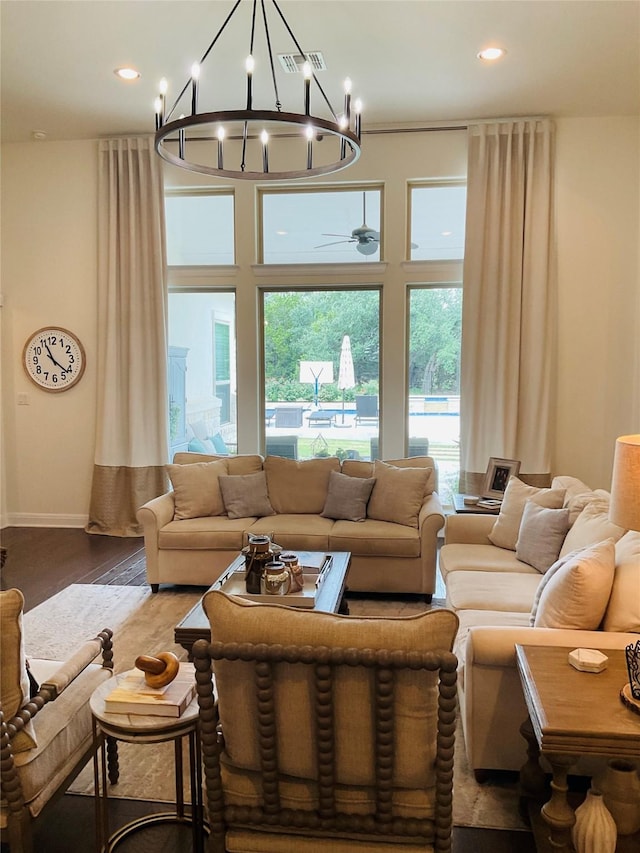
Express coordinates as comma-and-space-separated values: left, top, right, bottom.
165, 190, 234, 265
408, 182, 466, 261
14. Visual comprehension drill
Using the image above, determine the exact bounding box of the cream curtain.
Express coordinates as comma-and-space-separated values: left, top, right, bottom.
460, 119, 555, 494
86, 137, 169, 536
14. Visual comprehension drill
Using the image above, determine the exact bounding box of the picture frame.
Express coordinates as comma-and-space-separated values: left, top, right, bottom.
482, 457, 521, 499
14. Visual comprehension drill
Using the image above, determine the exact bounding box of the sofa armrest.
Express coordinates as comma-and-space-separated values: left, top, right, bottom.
466, 625, 638, 669
418, 492, 445, 595
444, 513, 495, 545
137, 493, 176, 587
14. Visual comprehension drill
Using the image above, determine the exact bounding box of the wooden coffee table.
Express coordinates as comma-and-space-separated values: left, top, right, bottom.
516, 644, 640, 853
175, 551, 351, 657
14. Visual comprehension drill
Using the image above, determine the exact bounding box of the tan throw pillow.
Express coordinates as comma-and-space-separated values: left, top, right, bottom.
367, 461, 429, 528
321, 470, 376, 522
516, 501, 571, 573
218, 472, 275, 520
166, 459, 228, 519
264, 455, 340, 514
602, 531, 640, 633
531, 539, 616, 629
0, 589, 37, 752
559, 499, 626, 557
488, 478, 566, 551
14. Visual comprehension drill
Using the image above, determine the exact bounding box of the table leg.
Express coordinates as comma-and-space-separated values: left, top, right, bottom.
175, 736, 185, 820
519, 717, 547, 801
541, 752, 578, 853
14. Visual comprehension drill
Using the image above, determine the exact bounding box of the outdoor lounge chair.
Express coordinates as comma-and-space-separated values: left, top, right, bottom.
265, 435, 298, 459
354, 394, 379, 425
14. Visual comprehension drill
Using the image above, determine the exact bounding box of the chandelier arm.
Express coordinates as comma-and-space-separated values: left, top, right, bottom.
249, 0, 257, 54
270, 0, 338, 121
165, 0, 243, 123
260, 0, 282, 111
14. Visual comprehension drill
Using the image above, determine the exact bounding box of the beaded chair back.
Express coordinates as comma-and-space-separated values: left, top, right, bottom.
193, 637, 457, 853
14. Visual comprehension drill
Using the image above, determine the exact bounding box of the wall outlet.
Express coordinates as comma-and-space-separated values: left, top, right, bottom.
17, 392, 29, 406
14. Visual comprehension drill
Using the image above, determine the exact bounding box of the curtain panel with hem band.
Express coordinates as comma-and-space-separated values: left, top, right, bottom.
86, 137, 169, 537
459, 119, 555, 494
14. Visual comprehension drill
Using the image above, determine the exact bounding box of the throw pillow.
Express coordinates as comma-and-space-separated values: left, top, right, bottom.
531, 539, 616, 630
515, 501, 571, 573
218, 472, 275, 519
264, 455, 340, 514
321, 470, 376, 522
559, 499, 626, 557
488, 478, 566, 551
367, 461, 430, 528
602, 531, 640, 633
0, 588, 37, 752
166, 459, 228, 519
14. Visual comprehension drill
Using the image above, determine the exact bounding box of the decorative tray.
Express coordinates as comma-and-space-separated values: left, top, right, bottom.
219, 553, 333, 608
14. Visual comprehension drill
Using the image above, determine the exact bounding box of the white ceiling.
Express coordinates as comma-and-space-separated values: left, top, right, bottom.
1, 0, 639, 144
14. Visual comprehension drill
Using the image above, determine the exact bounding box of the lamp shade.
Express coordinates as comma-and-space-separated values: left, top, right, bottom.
609, 434, 640, 532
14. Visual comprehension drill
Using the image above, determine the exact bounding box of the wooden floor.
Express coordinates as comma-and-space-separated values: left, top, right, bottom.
0, 526, 536, 853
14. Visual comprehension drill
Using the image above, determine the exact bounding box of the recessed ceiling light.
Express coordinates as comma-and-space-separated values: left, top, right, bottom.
276, 230, 288, 236
441, 231, 453, 237
114, 67, 141, 81
477, 47, 506, 61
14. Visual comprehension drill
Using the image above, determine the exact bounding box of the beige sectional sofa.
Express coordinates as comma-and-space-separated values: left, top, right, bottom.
439, 475, 639, 779
137, 452, 444, 598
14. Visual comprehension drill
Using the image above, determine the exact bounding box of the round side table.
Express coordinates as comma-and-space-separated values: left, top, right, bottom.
90, 671, 208, 852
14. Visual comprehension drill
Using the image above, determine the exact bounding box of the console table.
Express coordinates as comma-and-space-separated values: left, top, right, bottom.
516, 644, 640, 853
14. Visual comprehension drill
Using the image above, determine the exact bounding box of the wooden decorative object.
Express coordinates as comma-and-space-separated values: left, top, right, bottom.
620, 683, 640, 716
135, 651, 180, 688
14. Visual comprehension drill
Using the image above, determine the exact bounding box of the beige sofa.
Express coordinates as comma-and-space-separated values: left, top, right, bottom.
439, 475, 639, 778
137, 452, 444, 598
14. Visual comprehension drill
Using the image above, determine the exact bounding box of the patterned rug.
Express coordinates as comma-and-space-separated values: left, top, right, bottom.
23, 584, 528, 831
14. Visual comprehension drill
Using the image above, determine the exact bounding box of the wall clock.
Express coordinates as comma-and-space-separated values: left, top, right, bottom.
22, 327, 86, 392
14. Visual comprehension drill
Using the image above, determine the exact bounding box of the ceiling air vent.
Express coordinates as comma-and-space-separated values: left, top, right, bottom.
278, 52, 326, 74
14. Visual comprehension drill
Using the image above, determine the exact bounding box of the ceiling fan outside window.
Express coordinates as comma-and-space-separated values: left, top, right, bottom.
315, 191, 381, 256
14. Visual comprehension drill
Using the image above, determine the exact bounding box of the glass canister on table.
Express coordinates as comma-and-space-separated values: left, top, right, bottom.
281, 553, 304, 592
244, 534, 272, 594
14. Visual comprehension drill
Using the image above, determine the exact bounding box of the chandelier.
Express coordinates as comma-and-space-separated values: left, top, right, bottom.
154, 0, 363, 180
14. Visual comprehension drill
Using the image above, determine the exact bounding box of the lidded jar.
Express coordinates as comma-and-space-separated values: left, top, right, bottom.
263, 561, 291, 595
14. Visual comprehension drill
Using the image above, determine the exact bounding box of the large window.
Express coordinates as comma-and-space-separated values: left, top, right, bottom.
165, 191, 234, 265
262, 289, 380, 461
168, 290, 237, 456
260, 187, 382, 264
408, 286, 462, 498
409, 182, 466, 261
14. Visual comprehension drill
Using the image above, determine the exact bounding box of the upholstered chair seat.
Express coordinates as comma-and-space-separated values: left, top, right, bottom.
0, 588, 115, 853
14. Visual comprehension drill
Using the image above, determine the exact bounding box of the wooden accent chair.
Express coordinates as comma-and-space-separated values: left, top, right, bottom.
0, 588, 116, 853
193, 590, 459, 852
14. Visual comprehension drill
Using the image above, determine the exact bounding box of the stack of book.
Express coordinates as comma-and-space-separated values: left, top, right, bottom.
104, 662, 196, 718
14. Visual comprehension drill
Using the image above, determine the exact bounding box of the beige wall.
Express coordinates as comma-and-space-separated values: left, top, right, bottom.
1, 117, 638, 526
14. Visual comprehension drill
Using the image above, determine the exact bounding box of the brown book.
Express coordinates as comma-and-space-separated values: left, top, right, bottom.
104, 663, 196, 718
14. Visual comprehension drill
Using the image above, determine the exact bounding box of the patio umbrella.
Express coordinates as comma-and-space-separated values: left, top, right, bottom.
337, 335, 356, 425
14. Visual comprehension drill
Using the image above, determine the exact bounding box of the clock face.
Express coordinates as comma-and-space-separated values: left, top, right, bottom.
23, 327, 86, 392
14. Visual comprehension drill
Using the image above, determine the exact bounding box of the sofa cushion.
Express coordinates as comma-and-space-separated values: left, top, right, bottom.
218, 471, 275, 519
321, 470, 375, 522
159, 516, 250, 550
203, 590, 458, 791
167, 459, 228, 519
438, 543, 540, 581
264, 456, 340, 514
515, 502, 571, 573
329, 519, 421, 558
248, 515, 333, 551
603, 531, 640, 633
559, 499, 626, 557
0, 589, 37, 753
446, 571, 542, 614
367, 461, 430, 529
342, 458, 437, 495
488, 479, 566, 550
531, 539, 616, 629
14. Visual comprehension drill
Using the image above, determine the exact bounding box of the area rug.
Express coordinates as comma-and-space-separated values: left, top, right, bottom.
23, 584, 528, 831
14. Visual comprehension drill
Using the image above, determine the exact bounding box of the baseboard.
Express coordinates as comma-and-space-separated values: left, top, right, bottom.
3, 513, 88, 528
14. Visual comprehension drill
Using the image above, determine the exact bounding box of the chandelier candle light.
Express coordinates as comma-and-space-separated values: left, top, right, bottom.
154, 0, 363, 180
